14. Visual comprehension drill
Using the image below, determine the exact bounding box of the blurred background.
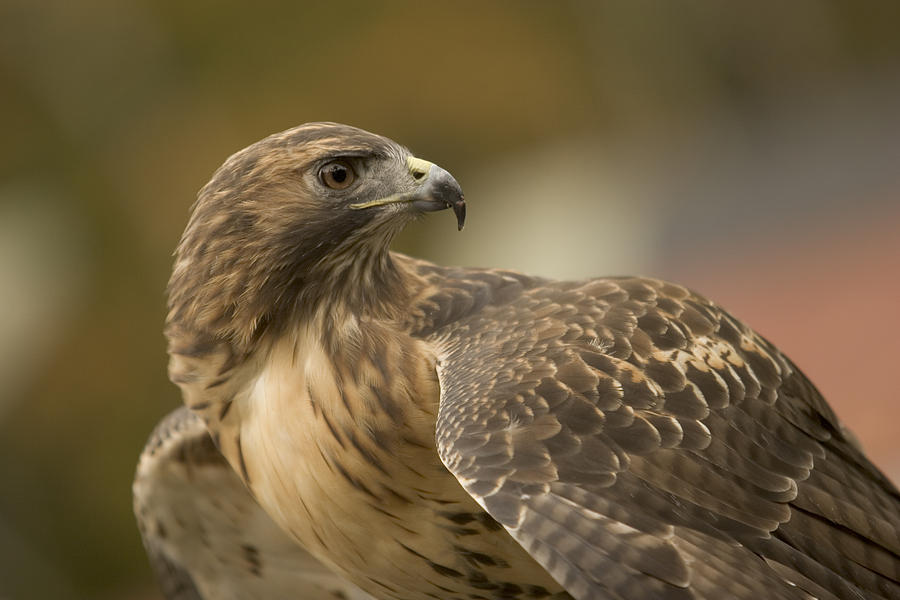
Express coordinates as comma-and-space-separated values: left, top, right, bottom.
1, 1, 899, 598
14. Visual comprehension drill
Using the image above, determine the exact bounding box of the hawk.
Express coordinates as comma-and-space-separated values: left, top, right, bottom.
140, 122, 900, 599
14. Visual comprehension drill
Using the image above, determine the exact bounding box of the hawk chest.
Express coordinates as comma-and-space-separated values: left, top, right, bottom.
226, 331, 563, 600
235, 330, 443, 516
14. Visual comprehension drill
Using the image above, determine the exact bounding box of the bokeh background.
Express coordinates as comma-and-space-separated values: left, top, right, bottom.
2, 2, 899, 598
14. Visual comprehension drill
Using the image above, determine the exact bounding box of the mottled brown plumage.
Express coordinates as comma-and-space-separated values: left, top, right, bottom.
145, 122, 900, 599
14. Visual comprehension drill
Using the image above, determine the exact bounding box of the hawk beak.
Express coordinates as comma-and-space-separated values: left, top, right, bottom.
408, 159, 466, 231
349, 157, 466, 231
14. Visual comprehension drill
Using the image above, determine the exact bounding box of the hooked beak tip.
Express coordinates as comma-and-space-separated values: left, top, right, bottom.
453, 198, 466, 231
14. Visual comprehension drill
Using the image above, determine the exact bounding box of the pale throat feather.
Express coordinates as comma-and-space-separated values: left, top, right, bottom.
227, 312, 469, 586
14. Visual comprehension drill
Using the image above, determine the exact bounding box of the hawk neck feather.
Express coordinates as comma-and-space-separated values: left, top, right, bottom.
165, 122, 420, 353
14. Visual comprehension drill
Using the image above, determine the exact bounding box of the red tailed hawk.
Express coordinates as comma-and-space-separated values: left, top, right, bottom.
138, 122, 900, 599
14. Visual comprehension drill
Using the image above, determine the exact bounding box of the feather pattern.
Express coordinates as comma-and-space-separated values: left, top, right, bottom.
424, 267, 900, 600
134, 407, 374, 600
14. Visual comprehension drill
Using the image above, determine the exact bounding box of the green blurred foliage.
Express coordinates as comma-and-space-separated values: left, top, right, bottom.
1, 2, 899, 598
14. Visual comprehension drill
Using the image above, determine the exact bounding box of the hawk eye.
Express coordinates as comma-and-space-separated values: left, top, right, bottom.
318, 160, 356, 190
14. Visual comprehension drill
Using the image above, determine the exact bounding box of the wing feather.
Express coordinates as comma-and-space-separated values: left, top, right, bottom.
425, 271, 900, 599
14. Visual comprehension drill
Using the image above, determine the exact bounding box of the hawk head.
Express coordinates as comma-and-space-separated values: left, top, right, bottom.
166, 122, 465, 347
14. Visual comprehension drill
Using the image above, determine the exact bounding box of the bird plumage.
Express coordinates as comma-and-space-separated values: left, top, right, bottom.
133, 406, 373, 599
139, 122, 900, 599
